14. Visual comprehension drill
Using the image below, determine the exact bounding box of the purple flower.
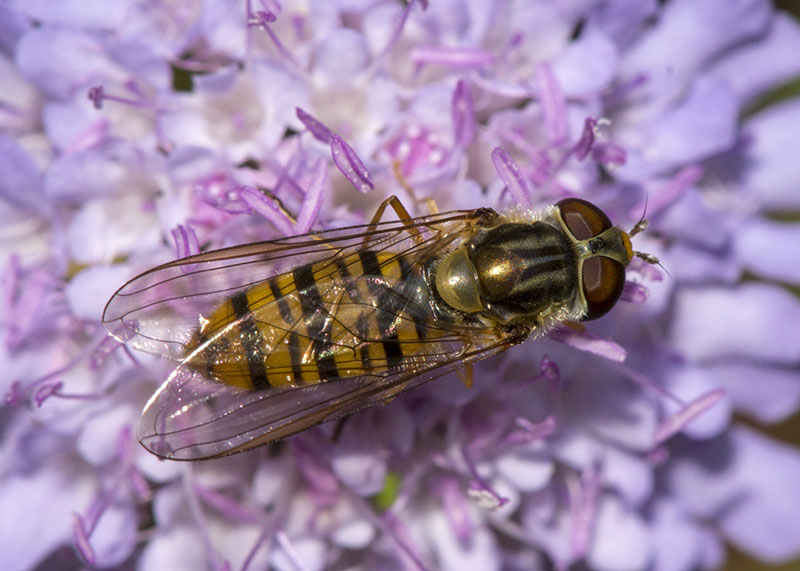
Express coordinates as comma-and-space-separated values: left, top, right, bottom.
3, 1, 800, 570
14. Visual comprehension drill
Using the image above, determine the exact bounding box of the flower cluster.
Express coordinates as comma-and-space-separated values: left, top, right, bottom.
2, 1, 800, 570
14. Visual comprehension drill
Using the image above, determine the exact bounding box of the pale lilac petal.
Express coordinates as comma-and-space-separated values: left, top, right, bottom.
373, 402, 415, 456
664, 243, 741, 284
311, 28, 370, 84
332, 444, 387, 495
200, 0, 247, 59
671, 283, 800, 363
649, 500, 709, 571
251, 454, 294, 507
621, 0, 770, 98
0, 54, 41, 136
710, 12, 800, 105
42, 97, 109, 152
646, 77, 738, 168
135, 444, 183, 484
602, 447, 653, 507
0, 134, 45, 213
705, 363, 800, 424
66, 265, 136, 321
271, 534, 326, 571
564, 371, 660, 452
0, 467, 94, 571
735, 218, 800, 283
16, 27, 122, 98
742, 100, 800, 208
327, 498, 375, 549
76, 403, 138, 465
89, 504, 138, 568
587, 495, 651, 571
138, 527, 208, 571
496, 446, 554, 492
551, 28, 618, 96
0, 3, 29, 53
588, 0, 658, 47
427, 508, 501, 571
66, 195, 161, 264
718, 428, 800, 562
9, 0, 129, 27
45, 148, 135, 201
670, 426, 800, 562
332, 419, 387, 496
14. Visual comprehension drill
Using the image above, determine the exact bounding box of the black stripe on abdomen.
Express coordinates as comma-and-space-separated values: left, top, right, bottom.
359, 250, 404, 370
230, 291, 270, 390
293, 263, 339, 382
268, 276, 304, 383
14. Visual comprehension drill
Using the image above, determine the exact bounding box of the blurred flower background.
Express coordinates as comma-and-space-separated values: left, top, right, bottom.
2, 0, 800, 569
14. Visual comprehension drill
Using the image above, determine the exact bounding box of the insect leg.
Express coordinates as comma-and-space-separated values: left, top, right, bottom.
391, 160, 440, 215
457, 362, 474, 388
363, 194, 425, 246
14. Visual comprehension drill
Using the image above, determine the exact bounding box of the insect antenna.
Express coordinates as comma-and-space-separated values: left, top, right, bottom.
628, 195, 669, 274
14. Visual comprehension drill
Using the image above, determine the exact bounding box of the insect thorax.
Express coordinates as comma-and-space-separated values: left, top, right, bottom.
434, 219, 580, 326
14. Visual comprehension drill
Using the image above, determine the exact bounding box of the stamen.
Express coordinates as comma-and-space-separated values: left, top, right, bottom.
536, 62, 567, 146
573, 117, 597, 160
551, 326, 627, 362
276, 530, 312, 571
653, 389, 726, 444
491, 146, 531, 206
171, 224, 200, 260
295, 159, 327, 233
239, 186, 295, 235
592, 141, 627, 166
296, 107, 333, 144
451, 79, 476, 147
87, 85, 153, 111
330, 134, 374, 193
410, 46, 494, 69
249, 11, 299, 67
506, 415, 557, 444
461, 445, 509, 509
621, 281, 649, 303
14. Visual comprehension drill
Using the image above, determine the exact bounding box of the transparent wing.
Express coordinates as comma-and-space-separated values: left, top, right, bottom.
103, 209, 479, 361
138, 329, 517, 460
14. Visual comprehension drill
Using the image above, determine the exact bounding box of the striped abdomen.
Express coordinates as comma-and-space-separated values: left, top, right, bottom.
184, 250, 434, 391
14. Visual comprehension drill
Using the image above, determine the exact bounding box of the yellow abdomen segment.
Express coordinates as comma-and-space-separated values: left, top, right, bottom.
184, 250, 431, 390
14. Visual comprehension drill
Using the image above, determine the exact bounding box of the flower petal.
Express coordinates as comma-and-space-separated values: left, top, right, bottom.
671, 283, 800, 363
670, 426, 800, 562
736, 218, 800, 284
587, 495, 652, 571
705, 362, 800, 424
741, 99, 800, 209
710, 12, 800, 105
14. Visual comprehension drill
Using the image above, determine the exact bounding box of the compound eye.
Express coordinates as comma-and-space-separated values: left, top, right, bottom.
581, 257, 626, 320
557, 198, 613, 240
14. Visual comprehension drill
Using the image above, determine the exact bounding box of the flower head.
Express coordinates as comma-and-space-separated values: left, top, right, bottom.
3, 1, 800, 570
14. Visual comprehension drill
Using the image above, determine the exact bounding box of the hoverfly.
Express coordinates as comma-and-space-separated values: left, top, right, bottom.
103, 196, 656, 460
